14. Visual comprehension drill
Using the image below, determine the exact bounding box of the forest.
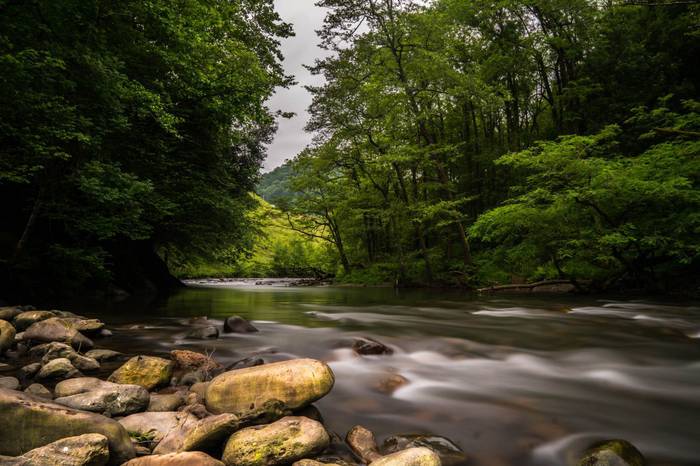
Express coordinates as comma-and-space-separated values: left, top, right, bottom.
1, 0, 699, 299
259, 0, 700, 293
0, 0, 292, 298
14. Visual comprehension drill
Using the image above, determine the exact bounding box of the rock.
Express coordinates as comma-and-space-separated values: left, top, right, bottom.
41, 342, 100, 371
0, 306, 22, 322
62, 317, 105, 334
109, 356, 174, 390
235, 399, 291, 427
189, 382, 209, 402
206, 359, 334, 415
346, 425, 382, 463
54, 378, 150, 416
0, 376, 20, 390
170, 349, 224, 385
369, 447, 441, 466
149, 393, 185, 412
0, 387, 135, 464
178, 402, 211, 419
180, 413, 240, 453
54, 377, 104, 397
374, 373, 408, 394
18, 362, 41, 379
120, 411, 199, 455
13, 310, 55, 331
186, 326, 219, 339
222, 416, 330, 466
171, 349, 223, 374
0, 319, 16, 352
122, 452, 224, 466
225, 356, 265, 370
223, 316, 258, 333
0, 362, 15, 373
352, 337, 393, 356
293, 461, 345, 466
578, 439, 645, 466
4, 433, 110, 466
23, 317, 94, 350
382, 435, 466, 466
36, 357, 82, 380
24, 383, 52, 399
85, 348, 123, 361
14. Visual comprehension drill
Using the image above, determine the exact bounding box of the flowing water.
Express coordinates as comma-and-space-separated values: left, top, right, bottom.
70, 280, 700, 466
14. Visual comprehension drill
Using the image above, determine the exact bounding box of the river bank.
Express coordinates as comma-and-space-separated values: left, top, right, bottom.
1, 284, 699, 465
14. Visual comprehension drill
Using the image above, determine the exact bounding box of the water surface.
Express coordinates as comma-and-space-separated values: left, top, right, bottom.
72, 280, 700, 466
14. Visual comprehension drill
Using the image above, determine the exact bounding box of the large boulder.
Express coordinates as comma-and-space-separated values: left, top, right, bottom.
0, 319, 16, 352
222, 416, 330, 466
2, 433, 110, 466
13, 310, 55, 331
23, 317, 94, 349
382, 435, 466, 466
36, 357, 82, 380
369, 447, 441, 466
206, 359, 334, 415
54, 378, 150, 416
0, 387, 135, 465
109, 356, 174, 390
122, 452, 224, 466
41, 342, 100, 371
223, 316, 258, 333
578, 439, 646, 466
346, 425, 382, 463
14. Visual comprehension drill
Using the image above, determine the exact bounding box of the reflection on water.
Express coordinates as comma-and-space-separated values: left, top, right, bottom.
69, 282, 700, 466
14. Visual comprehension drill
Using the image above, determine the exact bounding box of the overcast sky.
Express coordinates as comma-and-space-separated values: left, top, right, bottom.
263, 0, 329, 171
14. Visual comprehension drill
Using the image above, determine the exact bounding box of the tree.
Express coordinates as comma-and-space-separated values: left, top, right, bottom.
0, 0, 292, 297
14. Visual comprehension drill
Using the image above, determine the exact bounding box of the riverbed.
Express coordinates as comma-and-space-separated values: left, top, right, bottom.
68, 280, 700, 466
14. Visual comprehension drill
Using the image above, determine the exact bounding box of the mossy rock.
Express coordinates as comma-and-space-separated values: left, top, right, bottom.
108, 356, 174, 390
206, 358, 334, 415
222, 416, 330, 466
578, 440, 646, 466
0, 387, 135, 465
369, 447, 442, 466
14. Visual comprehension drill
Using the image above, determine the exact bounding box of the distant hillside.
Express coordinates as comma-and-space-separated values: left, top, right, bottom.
257, 160, 296, 204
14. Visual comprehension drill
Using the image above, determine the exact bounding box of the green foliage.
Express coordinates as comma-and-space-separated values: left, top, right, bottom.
471, 102, 700, 290
257, 161, 297, 205
171, 196, 337, 279
280, 0, 698, 292
0, 0, 291, 296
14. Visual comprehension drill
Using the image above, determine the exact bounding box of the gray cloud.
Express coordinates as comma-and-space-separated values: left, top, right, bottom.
264, 0, 329, 171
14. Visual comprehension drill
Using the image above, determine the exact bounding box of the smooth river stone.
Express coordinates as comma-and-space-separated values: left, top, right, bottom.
3, 433, 110, 466
122, 452, 225, 466
0, 319, 16, 352
222, 416, 330, 466
0, 387, 135, 465
109, 355, 174, 390
205, 358, 334, 415
369, 447, 442, 466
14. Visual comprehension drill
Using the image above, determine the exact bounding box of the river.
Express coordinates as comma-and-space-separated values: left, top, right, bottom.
69, 280, 700, 466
